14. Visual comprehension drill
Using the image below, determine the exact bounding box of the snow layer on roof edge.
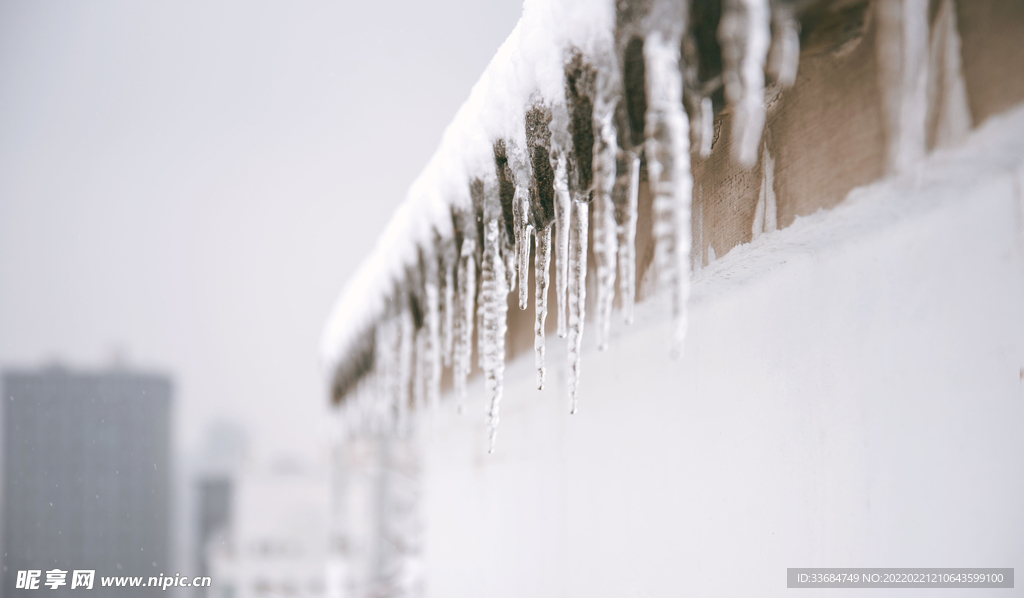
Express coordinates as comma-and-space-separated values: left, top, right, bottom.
320, 0, 614, 380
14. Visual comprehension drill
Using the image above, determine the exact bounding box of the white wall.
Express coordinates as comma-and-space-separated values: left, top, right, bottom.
414, 107, 1024, 597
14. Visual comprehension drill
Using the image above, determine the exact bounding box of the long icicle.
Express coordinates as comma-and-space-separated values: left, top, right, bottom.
593, 107, 619, 351
616, 153, 640, 324
645, 29, 694, 357
481, 218, 508, 452
441, 253, 455, 368
511, 141, 534, 310
511, 179, 526, 309
503, 228, 518, 298
424, 274, 441, 411
517, 194, 533, 311
719, 0, 771, 167
374, 316, 399, 433
767, 0, 800, 88
875, 0, 929, 174
553, 153, 571, 338
568, 198, 589, 414
413, 324, 427, 411
534, 225, 551, 389
453, 238, 476, 413
396, 304, 414, 435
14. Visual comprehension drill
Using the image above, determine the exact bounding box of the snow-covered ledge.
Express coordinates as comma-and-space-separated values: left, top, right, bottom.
321, 1, 1024, 595
414, 106, 1024, 596
321, 0, 1024, 449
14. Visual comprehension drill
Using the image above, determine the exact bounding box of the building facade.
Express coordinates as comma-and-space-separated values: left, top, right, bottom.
1, 366, 172, 596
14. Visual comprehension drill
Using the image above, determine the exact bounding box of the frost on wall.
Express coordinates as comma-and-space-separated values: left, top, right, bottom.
322, 0, 974, 450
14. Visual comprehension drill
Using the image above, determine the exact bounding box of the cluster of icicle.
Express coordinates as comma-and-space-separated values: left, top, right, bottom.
329, 0, 803, 452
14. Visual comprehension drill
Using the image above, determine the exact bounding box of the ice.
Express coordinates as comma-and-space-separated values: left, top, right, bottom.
644, 29, 693, 356
413, 325, 427, 411
321, 0, 845, 444
719, 0, 770, 167
518, 220, 533, 310
751, 143, 777, 238
927, 0, 971, 150
481, 218, 509, 452
534, 226, 552, 389
592, 105, 619, 351
698, 97, 714, 158
453, 238, 477, 412
423, 272, 441, 411
397, 306, 414, 433
553, 152, 572, 338
875, 0, 929, 174
510, 150, 534, 310
616, 154, 640, 324
568, 198, 589, 414
767, 1, 800, 88
441, 251, 455, 368
503, 227, 518, 298
374, 316, 399, 431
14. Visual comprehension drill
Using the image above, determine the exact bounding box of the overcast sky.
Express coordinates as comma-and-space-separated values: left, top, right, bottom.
0, 0, 523, 464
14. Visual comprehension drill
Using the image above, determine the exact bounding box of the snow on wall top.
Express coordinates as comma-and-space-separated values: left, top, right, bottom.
320, 0, 613, 379
321, 0, 952, 450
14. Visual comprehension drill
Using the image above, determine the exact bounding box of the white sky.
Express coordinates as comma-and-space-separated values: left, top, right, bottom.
0, 0, 523, 464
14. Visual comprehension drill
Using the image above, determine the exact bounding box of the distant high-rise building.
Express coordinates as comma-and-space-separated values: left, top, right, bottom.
195, 476, 231, 598
1, 366, 172, 596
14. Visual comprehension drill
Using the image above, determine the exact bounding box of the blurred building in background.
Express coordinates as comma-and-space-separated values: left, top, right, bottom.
1, 366, 172, 596
205, 459, 329, 598
190, 421, 247, 598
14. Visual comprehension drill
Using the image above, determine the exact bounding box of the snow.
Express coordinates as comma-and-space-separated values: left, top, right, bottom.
321, 0, 973, 445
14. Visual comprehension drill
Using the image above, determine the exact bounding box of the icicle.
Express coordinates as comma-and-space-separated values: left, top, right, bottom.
645, 30, 694, 357
441, 254, 455, 368
698, 97, 714, 157
926, 0, 971, 150
751, 143, 777, 238
767, 1, 800, 88
683, 92, 714, 159
510, 140, 534, 311
534, 225, 551, 389
481, 219, 508, 452
453, 238, 476, 413
617, 154, 640, 323
567, 198, 588, 414
374, 316, 402, 433
763, 147, 777, 233
875, 0, 929, 174
694, 185, 705, 272
413, 325, 427, 410
424, 275, 441, 411
502, 230, 518, 297
553, 153, 571, 338
593, 107, 618, 351
517, 204, 533, 311
397, 305, 414, 432
494, 141, 519, 296
511, 181, 533, 310
719, 0, 771, 167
